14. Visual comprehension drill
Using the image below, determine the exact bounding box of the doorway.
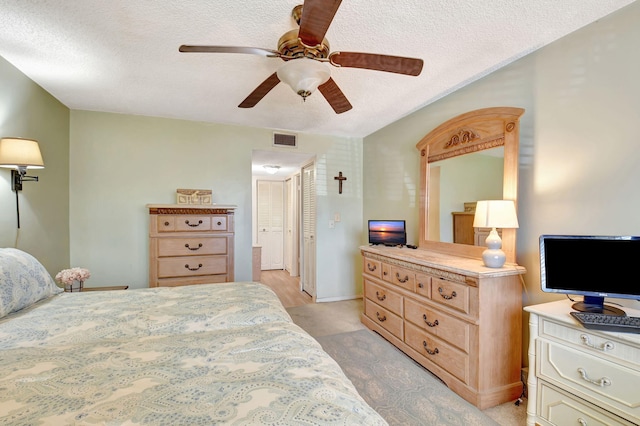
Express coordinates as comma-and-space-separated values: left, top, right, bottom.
251, 150, 315, 295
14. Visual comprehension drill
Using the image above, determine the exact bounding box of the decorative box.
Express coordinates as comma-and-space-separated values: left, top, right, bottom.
176, 189, 212, 205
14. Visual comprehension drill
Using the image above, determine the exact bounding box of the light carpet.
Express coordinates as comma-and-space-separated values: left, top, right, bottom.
316, 329, 500, 426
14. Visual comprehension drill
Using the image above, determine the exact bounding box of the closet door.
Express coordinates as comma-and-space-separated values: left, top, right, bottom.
284, 178, 293, 273
301, 163, 316, 297
257, 180, 284, 270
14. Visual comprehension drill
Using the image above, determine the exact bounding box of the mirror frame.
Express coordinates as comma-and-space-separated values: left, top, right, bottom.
416, 107, 525, 263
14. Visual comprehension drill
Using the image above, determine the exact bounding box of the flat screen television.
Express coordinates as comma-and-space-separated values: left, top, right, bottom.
540, 234, 640, 316
368, 220, 407, 246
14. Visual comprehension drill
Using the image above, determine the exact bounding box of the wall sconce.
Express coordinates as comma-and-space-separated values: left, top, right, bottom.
473, 200, 519, 268
0, 137, 45, 228
276, 58, 331, 101
263, 165, 281, 175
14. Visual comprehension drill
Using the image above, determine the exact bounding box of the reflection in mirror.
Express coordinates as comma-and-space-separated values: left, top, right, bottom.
428, 149, 504, 243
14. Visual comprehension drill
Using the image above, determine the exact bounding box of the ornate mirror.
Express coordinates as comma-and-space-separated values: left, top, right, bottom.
416, 107, 524, 263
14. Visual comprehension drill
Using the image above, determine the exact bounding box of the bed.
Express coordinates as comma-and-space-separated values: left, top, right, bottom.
0, 248, 386, 425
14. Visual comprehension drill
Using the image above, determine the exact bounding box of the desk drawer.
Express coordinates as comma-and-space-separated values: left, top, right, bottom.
157, 237, 228, 257
537, 340, 640, 421
157, 255, 227, 278
538, 381, 633, 426
538, 317, 640, 365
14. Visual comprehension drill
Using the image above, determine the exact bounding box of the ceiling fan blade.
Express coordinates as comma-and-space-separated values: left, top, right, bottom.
238, 72, 281, 108
329, 51, 424, 76
179, 45, 281, 57
298, 0, 342, 48
318, 78, 352, 114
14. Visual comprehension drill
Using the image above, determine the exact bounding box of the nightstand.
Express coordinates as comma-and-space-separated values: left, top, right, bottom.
81, 285, 129, 292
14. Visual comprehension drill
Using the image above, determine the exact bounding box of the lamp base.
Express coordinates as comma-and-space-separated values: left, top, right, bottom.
482, 248, 506, 268
482, 228, 506, 268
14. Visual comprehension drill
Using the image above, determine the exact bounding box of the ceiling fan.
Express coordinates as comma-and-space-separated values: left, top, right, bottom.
179, 0, 423, 114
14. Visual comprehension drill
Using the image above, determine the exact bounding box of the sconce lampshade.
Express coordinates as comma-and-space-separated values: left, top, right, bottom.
0, 137, 45, 169
276, 58, 331, 101
473, 200, 519, 268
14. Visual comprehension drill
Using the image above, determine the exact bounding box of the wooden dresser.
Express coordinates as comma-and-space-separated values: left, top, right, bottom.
452, 211, 500, 246
525, 300, 640, 426
148, 204, 236, 287
361, 245, 526, 409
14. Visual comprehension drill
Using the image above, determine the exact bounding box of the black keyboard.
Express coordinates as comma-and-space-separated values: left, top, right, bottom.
570, 311, 640, 334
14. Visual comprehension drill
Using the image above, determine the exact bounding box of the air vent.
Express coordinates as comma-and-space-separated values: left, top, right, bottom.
273, 132, 297, 148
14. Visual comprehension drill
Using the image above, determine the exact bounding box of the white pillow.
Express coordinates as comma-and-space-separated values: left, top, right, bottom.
0, 248, 63, 318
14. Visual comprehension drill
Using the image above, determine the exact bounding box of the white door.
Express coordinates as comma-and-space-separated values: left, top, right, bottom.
301, 163, 316, 297
257, 180, 284, 270
290, 173, 300, 277
284, 178, 292, 273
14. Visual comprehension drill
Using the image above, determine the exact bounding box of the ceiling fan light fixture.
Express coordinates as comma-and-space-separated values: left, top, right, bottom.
263, 165, 281, 174
277, 58, 330, 101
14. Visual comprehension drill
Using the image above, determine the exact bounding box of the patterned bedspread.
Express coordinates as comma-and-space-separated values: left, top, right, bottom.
0, 282, 386, 425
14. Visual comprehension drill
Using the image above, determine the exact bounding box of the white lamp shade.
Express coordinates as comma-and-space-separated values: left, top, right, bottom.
0, 137, 45, 169
473, 200, 519, 229
277, 58, 331, 98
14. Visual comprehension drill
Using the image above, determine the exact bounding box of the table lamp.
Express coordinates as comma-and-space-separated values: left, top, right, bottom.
473, 200, 519, 268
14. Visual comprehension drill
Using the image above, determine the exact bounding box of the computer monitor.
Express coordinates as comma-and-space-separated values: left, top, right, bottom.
540, 234, 640, 316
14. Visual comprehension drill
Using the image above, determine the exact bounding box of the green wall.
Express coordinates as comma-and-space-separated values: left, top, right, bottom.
69, 111, 364, 299
0, 56, 70, 276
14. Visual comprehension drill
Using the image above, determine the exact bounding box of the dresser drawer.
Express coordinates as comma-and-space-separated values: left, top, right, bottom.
211, 216, 228, 231
364, 298, 403, 339
157, 237, 228, 257
364, 280, 402, 316
538, 381, 634, 426
537, 339, 640, 421
157, 255, 228, 278
174, 215, 212, 231
405, 322, 468, 383
415, 273, 431, 298
363, 257, 382, 279
430, 277, 470, 314
404, 298, 470, 353
382, 264, 416, 291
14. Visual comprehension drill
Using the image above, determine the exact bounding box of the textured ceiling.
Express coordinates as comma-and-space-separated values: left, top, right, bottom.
0, 0, 635, 139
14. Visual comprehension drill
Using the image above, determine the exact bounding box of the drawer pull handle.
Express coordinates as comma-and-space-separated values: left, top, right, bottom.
580, 334, 614, 351
375, 291, 386, 301
577, 368, 611, 387
185, 263, 203, 271
383, 271, 388, 276
396, 273, 409, 283
185, 243, 203, 251
438, 287, 457, 300
217, 221, 222, 226
577, 419, 587, 426
164, 221, 170, 226
376, 312, 387, 322
422, 341, 439, 355
422, 314, 439, 327
367, 263, 377, 272
185, 219, 203, 227
418, 282, 424, 288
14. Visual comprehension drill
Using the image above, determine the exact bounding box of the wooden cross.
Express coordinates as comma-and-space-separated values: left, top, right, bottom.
334, 171, 347, 194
